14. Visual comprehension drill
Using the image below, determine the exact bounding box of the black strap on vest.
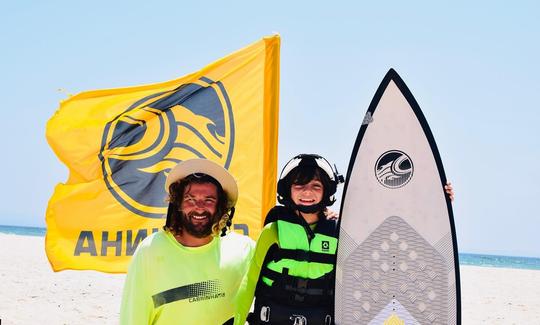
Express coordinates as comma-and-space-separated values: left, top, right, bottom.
271, 248, 336, 264
260, 267, 333, 294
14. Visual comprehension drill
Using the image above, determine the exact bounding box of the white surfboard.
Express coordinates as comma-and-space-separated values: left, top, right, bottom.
335, 69, 460, 324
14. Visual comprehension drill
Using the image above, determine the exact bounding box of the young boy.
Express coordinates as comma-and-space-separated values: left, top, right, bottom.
235, 154, 343, 324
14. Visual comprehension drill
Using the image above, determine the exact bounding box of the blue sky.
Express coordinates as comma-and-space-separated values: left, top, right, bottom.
1, 1, 538, 258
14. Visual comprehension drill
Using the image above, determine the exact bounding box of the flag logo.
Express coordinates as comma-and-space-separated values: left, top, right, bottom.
99, 77, 235, 218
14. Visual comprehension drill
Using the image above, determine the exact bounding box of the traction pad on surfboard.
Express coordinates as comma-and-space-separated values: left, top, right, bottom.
339, 216, 448, 324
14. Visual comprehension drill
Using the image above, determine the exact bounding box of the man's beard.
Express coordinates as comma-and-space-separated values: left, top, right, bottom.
180, 210, 219, 238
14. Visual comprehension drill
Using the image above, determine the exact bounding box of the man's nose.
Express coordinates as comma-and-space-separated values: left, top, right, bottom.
194, 200, 206, 208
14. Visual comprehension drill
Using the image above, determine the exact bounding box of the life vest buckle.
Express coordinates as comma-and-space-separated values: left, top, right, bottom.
260, 306, 270, 322
324, 314, 332, 325
290, 314, 308, 325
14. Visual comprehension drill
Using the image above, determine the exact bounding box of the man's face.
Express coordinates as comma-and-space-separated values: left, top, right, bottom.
291, 178, 324, 207
180, 182, 219, 238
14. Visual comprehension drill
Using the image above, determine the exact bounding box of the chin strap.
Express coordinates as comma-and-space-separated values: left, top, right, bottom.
220, 207, 235, 237
292, 203, 324, 214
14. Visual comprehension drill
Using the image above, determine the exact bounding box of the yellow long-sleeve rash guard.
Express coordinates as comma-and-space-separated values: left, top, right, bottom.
120, 230, 254, 325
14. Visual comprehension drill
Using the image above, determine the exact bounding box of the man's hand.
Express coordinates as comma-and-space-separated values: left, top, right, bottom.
324, 208, 339, 220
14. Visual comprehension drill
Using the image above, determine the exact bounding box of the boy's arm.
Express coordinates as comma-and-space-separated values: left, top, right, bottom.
234, 224, 278, 325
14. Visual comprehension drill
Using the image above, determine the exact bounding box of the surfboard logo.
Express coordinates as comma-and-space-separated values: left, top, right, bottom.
375, 150, 413, 189
99, 77, 235, 218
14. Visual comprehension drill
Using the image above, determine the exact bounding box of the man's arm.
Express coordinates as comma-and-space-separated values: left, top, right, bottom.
120, 246, 153, 325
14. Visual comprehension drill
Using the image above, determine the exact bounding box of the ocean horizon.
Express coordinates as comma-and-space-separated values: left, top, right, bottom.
1, 224, 539, 271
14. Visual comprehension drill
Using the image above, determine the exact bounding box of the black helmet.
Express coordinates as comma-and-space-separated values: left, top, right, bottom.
277, 154, 344, 212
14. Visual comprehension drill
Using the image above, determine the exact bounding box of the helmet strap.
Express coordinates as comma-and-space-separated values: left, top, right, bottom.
291, 202, 325, 214
220, 207, 235, 237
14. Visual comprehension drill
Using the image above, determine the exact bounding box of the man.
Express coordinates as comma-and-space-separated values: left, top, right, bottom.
120, 159, 254, 325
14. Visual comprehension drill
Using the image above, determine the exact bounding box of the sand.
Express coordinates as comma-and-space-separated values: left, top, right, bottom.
0, 233, 539, 324
460, 265, 540, 324
0, 234, 124, 324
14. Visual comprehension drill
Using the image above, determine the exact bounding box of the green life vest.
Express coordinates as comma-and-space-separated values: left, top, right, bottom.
258, 206, 338, 305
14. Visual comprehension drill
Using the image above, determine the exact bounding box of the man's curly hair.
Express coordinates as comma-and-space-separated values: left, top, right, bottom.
164, 174, 230, 237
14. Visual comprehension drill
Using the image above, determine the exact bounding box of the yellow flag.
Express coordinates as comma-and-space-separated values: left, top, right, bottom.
46, 35, 280, 273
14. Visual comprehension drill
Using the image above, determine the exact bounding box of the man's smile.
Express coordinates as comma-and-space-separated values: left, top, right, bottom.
190, 214, 209, 221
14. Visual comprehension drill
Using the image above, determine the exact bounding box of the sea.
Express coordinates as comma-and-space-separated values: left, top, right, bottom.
0, 224, 46, 237
1, 224, 539, 271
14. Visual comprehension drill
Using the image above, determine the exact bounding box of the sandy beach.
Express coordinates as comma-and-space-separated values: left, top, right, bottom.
0, 234, 124, 324
460, 265, 540, 324
1, 233, 539, 324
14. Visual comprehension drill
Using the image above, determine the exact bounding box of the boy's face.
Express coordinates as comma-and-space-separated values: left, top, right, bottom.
290, 178, 324, 207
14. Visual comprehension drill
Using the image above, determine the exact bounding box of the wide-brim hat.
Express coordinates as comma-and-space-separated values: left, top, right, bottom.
165, 159, 238, 208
